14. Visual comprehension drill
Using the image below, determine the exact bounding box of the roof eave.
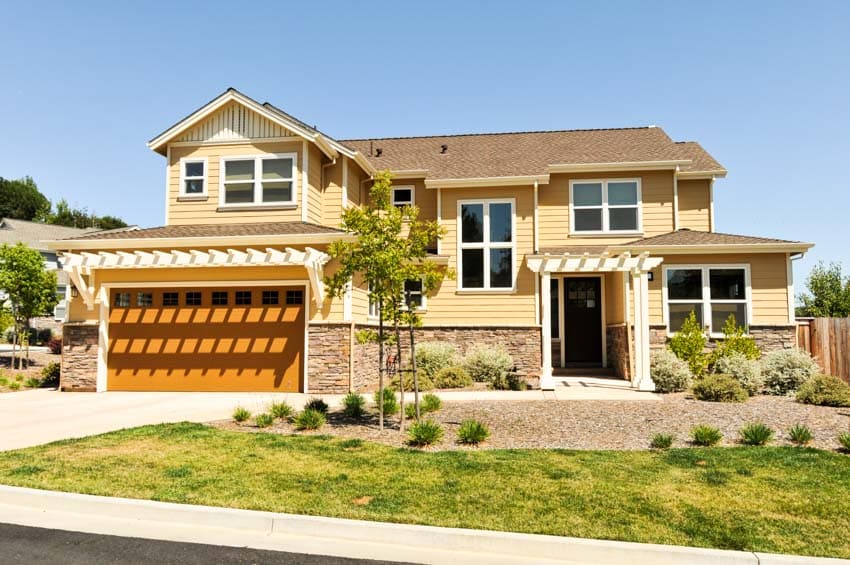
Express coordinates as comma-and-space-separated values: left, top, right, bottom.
424, 175, 550, 189
548, 160, 691, 174
608, 242, 815, 255
45, 231, 356, 251
677, 170, 728, 180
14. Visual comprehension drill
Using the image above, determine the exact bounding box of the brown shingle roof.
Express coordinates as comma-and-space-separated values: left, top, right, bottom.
342, 126, 725, 180
621, 229, 806, 247
537, 245, 610, 256
61, 221, 345, 241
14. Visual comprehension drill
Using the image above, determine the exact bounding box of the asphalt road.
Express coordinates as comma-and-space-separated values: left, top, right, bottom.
0, 523, 413, 565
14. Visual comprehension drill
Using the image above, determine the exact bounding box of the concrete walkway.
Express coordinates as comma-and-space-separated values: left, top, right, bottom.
0, 379, 657, 451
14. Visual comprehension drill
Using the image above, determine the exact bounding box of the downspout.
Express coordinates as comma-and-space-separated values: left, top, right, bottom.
533, 181, 540, 325
709, 176, 715, 232
436, 187, 442, 254
789, 252, 805, 324
672, 166, 679, 231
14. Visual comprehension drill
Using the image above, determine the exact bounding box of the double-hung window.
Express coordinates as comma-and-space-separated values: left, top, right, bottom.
570, 179, 641, 234
458, 199, 514, 290
180, 158, 206, 196
404, 279, 425, 310
665, 265, 750, 335
220, 153, 296, 207
391, 186, 414, 208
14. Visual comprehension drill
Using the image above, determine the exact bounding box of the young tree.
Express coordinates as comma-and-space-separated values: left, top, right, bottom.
798, 262, 850, 317
0, 243, 58, 369
326, 171, 447, 430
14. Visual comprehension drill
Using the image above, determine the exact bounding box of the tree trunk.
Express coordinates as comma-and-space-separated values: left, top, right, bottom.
410, 316, 420, 420
395, 319, 404, 433
377, 300, 384, 431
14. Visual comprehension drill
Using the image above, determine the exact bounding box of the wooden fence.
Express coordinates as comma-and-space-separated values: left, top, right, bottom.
796, 318, 850, 384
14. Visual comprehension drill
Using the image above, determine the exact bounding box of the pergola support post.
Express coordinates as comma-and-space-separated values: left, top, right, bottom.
540, 271, 554, 390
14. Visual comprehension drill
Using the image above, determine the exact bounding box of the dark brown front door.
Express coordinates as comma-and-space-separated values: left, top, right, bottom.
564, 277, 602, 365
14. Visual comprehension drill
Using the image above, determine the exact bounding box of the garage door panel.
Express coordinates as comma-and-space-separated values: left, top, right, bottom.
107, 287, 304, 392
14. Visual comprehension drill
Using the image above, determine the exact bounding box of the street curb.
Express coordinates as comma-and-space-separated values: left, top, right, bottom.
0, 485, 846, 564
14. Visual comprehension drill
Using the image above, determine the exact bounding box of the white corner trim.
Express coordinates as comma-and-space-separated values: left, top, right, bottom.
786, 253, 795, 323
436, 188, 442, 255
164, 145, 171, 224
709, 177, 715, 232
533, 180, 539, 253
301, 140, 309, 222
672, 167, 679, 231
341, 157, 348, 210
96, 286, 109, 392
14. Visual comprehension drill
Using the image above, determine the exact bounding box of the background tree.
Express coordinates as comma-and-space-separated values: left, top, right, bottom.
326, 171, 447, 430
46, 198, 128, 229
797, 261, 850, 317
0, 176, 50, 221
0, 243, 59, 369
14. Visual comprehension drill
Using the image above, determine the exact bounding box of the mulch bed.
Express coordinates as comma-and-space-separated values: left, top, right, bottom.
212, 394, 850, 451
0, 350, 58, 392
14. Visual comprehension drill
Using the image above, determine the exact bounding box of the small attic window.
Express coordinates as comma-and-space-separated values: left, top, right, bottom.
180, 158, 207, 196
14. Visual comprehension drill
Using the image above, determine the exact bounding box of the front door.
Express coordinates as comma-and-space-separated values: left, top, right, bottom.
563, 277, 602, 365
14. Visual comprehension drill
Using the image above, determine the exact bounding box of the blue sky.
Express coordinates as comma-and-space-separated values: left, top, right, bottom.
2, 1, 848, 287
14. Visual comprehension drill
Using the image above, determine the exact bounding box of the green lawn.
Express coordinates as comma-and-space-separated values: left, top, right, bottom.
0, 424, 848, 558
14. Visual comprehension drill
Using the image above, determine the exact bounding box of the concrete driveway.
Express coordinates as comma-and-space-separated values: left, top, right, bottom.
0, 389, 315, 452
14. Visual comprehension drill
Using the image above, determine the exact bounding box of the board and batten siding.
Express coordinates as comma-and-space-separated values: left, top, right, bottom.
677, 179, 711, 232
538, 171, 676, 248
645, 253, 791, 326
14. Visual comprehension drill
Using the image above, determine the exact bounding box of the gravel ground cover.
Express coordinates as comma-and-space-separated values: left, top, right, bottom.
214, 393, 850, 451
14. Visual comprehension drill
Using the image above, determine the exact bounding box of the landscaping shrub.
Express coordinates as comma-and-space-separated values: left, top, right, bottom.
404, 403, 417, 420
691, 373, 748, 403
650, 348, 692, 393
294, 408, 326, 431
41, 362, 60, 387
374, 388, 399, 416
691, 425, 723, 446
463, 347, 514, 385
788, 424, 813, 446
489, 371, 526, 391
342, 392, 367, 419
415, 342, 458, 379
36, 328, 52, 345
739, 422, 774, 446
457, 419, 490, 445
389, 371, 434, 392
14, 374, 24, 382
650, 433, 674, 449
304, 397, 329, 414
433, 366, 472, 389
24, 377, 41, 388
838, 432, 850, 453
254, 413, 274, 428
407, 419, 443, 447
760, 348, 818, 395
669, 311, 708, 376
796, 374, 850, 407
8, 382, 20, 391
713, 352, 763, 395
46, 337, 62, 355
232, 406, 251, 423
0, 376, 7, 386
711, 315, 760, 362
421, 393, 442, 413
268, 401, 294, 420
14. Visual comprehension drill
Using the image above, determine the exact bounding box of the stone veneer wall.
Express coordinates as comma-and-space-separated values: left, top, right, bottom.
606, 324, 631, 380
648, 324, 796, 353
61, 323, 98, 392
306, 324, 352, 394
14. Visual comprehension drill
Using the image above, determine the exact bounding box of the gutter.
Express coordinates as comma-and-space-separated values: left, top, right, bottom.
45, 232, 357, 251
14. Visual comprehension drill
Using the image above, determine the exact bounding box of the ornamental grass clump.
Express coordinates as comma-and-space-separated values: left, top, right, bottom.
294, 408, 326, 431
374, 388, 399, 416
739, 422, 774, 446
760, 348, 818, 395
342, 392, 367, 419
268, 401, 294, 420
407, 420, 444, 447
457, 420, 490, 446
788, 424, 813, 446
692, 373, 748, 403
232, 406, 251, 423
650, 349, 692, 393
649, 433, 674, 449
421, 393, 442, 413
254, 413, 274, 428
691, 424, 723, 446
796, 375, 850, 407
304, 397, 329, 414
838, 432, 850, 453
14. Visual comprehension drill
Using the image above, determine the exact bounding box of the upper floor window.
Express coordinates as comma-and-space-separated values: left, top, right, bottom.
458, 199, 514, 290
220, 153, 296, 207
180, 159, 207, 196
664, 265, 750, 336
392, 186, 414, 208
570, 179, 641, 234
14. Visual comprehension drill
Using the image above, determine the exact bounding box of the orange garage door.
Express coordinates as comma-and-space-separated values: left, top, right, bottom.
107, 286, 305, 392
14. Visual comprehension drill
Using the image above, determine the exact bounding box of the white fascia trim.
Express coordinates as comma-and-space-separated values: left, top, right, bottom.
301, 141, 309, 222
352, 152, 377, 176
609, 243, 815, 255
677, 170, 728, 179
672, 167, 679, 231
425, 175, 549, 189
46, 232, 355, 251
389, 169, 428, 179
548, 160, 690, 173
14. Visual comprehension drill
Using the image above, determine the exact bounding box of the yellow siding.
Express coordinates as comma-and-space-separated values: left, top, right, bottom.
605, 271, 626, 325
322, 160, 344, 228
307, 144, 323, 225
646, 253, 790, 326
538, 171, 675, 249
678, 179, 711, 231
421, 185, 536, 326
347, 160, 365, 208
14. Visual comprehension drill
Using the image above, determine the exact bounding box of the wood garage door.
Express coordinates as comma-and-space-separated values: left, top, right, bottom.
107, 286, 305, 392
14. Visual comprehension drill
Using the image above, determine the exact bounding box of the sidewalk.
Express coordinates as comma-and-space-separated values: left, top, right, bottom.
0, 485, 844, 565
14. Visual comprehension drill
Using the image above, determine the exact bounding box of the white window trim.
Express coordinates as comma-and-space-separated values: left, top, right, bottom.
218, 152, 298, 208
367, 279, 426, 320
179, 157, 208, 197
662, 264, 752, 337
391, 185, 415, 207
457, 198, 517, 292
569, 178, 642, 235
403, 278, 427, 312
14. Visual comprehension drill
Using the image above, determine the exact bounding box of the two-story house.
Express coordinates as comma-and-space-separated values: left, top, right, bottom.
49, 89, 812, 393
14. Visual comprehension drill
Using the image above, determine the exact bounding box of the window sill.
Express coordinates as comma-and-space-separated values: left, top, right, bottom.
455, 288, 517, 295
568, 232, 643, 238
217, 204, 298, 212
177, 195, 209, 202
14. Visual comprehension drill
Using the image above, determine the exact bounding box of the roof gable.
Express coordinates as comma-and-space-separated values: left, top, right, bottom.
174, 100, 298, 144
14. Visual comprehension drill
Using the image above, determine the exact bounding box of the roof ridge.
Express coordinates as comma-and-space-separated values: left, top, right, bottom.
340, 125, 658, 143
